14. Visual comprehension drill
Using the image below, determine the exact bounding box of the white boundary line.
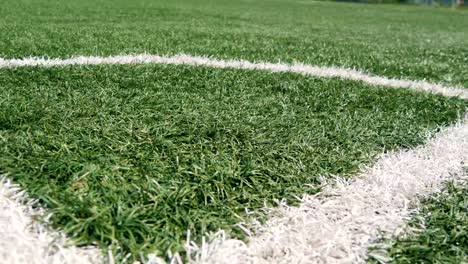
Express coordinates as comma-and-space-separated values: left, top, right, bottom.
0, 54, 467, 100
186, 115, 468, 264
0, 177, 103, 264
0, 54, 467, 263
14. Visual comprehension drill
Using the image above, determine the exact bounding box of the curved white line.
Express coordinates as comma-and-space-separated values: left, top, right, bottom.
0, 178, 103, 264
187, 115, 468, 264
1, 54, 467, 100
0, 53, 467, 263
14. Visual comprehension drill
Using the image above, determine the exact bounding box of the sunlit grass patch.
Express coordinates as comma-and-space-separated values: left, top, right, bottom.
0, 64, 466, 261
1, 0, 468, 86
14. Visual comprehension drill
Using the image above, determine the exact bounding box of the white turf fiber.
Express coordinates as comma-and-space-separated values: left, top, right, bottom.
0, 178, 103, 264
186, 115, 468, 264
0, 54, 467, 263
0, 54, 467, 100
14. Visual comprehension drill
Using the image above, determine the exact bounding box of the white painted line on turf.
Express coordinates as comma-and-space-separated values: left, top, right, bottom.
1, 53, 468, 263
0, 177, 103, 264
0, 54, 467, 100
185, 115, 468, 264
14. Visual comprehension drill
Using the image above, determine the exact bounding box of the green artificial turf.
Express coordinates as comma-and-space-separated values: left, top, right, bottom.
0, 64, 466, 261
1, 0, 468, 87
369, 181, 468, 263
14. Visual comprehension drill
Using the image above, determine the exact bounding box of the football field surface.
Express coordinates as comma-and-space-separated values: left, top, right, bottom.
0, 1, 467, 263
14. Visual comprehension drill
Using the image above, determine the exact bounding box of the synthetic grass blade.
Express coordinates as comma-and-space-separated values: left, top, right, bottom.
0, 54, 467, 99
188, 115, 468, 264
369, 181, 468, 263
0, 177, 102, 264
1, 64, 466, 262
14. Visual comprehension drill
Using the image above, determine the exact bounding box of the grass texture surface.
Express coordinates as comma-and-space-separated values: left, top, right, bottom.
0, 64, 466, 260
370, 181, 468, 263
1, 0, 468, 86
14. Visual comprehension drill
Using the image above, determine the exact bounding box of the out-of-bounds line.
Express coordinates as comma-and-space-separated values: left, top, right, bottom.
0, 54, 467, 100
0, 177, 103, 264
185, 115, 468, 264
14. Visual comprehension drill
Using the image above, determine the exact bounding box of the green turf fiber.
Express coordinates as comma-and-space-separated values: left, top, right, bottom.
369, 181, 468, 263
0, 64, 466, 261
0, 0, 467, 87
